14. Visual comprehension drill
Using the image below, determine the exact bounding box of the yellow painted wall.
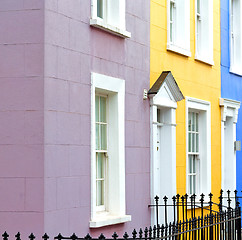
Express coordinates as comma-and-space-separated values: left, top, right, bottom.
150, 0, 221, 204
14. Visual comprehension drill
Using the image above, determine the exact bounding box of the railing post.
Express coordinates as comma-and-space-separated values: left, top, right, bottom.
237, 206, 241, 240
200, 193, 204, 218
209, 193, 213, 240
172, 196, 176, 224
190, 195, 193, 219
184, 194, 188, 221
227, 190, 232, 240
155, 195, 159, 227
192, 194, 196, 220
164, 196, 168, 226
181, 196, 185, 223
219, 189, 223, 212
176, 194, 180, 222
228, 190, 232, 210
235, 190, 239, 208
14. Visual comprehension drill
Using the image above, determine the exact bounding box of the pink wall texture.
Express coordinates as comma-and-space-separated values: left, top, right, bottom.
0, 0, 150, 238
0, 0, 45, 238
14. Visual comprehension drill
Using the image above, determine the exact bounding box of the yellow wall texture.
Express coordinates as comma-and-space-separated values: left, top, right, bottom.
150, 0, 221, 203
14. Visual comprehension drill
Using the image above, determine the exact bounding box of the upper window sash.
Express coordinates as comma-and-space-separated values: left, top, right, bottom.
167, 0, 191, 56
230, 0, 242, 74
195, 0, 214, 65
169, 0, 176, 44
188, 112, 199, 154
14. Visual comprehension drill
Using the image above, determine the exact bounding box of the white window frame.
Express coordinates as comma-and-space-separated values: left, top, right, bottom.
186, 97, 211, 197
195, 0, 214, 65
167, 0, 191, 57
90, 72, 131, 228
90, 0, 131, 38
229, 0, 242, 75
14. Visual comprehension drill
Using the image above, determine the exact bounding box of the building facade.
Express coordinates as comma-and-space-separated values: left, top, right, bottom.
150, 0, 221, 224
220, 0, 241, 195
0, 0, 150, 238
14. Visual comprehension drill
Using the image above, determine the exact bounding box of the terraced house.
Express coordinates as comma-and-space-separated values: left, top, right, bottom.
150, 0, 221, 224
220, 0, 242, 199
0, 0, 150, 238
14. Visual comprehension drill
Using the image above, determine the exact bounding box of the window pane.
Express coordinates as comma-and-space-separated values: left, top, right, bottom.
170, 23, 173, 42
192, 156, 196, 173
170, 3, 173, 21
189, 175, 193, 194
192, 133, 194, 152
96, 153, 105, 179
192, 112, 195, 131
96, 180, 104, 206
193, 176, 196, 194
196, 133, 199, 152
196, 113, 199, 131
192, 133, 195, 152
189, 155, 192, 173
100, 124, 107, 150
95, 96, 99, 122
188, 133, 192, 152
100, 97, 106, 122
97, 0, 103, 18
188, 113, 191, 131
197, 0, 200, 14
96, 124, 100, 150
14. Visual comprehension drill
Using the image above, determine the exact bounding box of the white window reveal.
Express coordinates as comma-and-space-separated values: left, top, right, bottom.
186, 98, 211, 196
90, 72, 131, 228
90, 0, 131, 38
230, 0, 242, 75
195, 0, 214, 65
167, 0, 191, 56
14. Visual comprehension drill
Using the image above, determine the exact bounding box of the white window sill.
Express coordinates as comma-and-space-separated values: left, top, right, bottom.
230, 67, 242, 76
89, 213, 131, 228
195, 55, 214, 66
167, 44, 191, 57
90, 18, 131, 39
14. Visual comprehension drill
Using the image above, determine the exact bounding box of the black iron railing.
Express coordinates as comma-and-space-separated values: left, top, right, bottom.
1, 190, 241, 240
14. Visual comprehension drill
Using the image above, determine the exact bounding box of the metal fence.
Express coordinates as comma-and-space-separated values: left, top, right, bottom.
1, 190, 241, 240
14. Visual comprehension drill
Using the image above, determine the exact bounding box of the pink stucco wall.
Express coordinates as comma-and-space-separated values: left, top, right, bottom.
0, 0, 45, 238
0, 0, 150, 238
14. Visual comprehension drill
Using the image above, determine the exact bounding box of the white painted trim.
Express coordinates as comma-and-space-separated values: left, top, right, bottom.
90, 72, 130, 227
220, 98, 240, 123
167, 44, 191, 57
150, 91, 179, 225
194, 55, 214, 66
90, 214, 131, 228
220, 98, 240, 193
229, 67, 242, 77
186, 97, 211, 196
90, 19, 131, 38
